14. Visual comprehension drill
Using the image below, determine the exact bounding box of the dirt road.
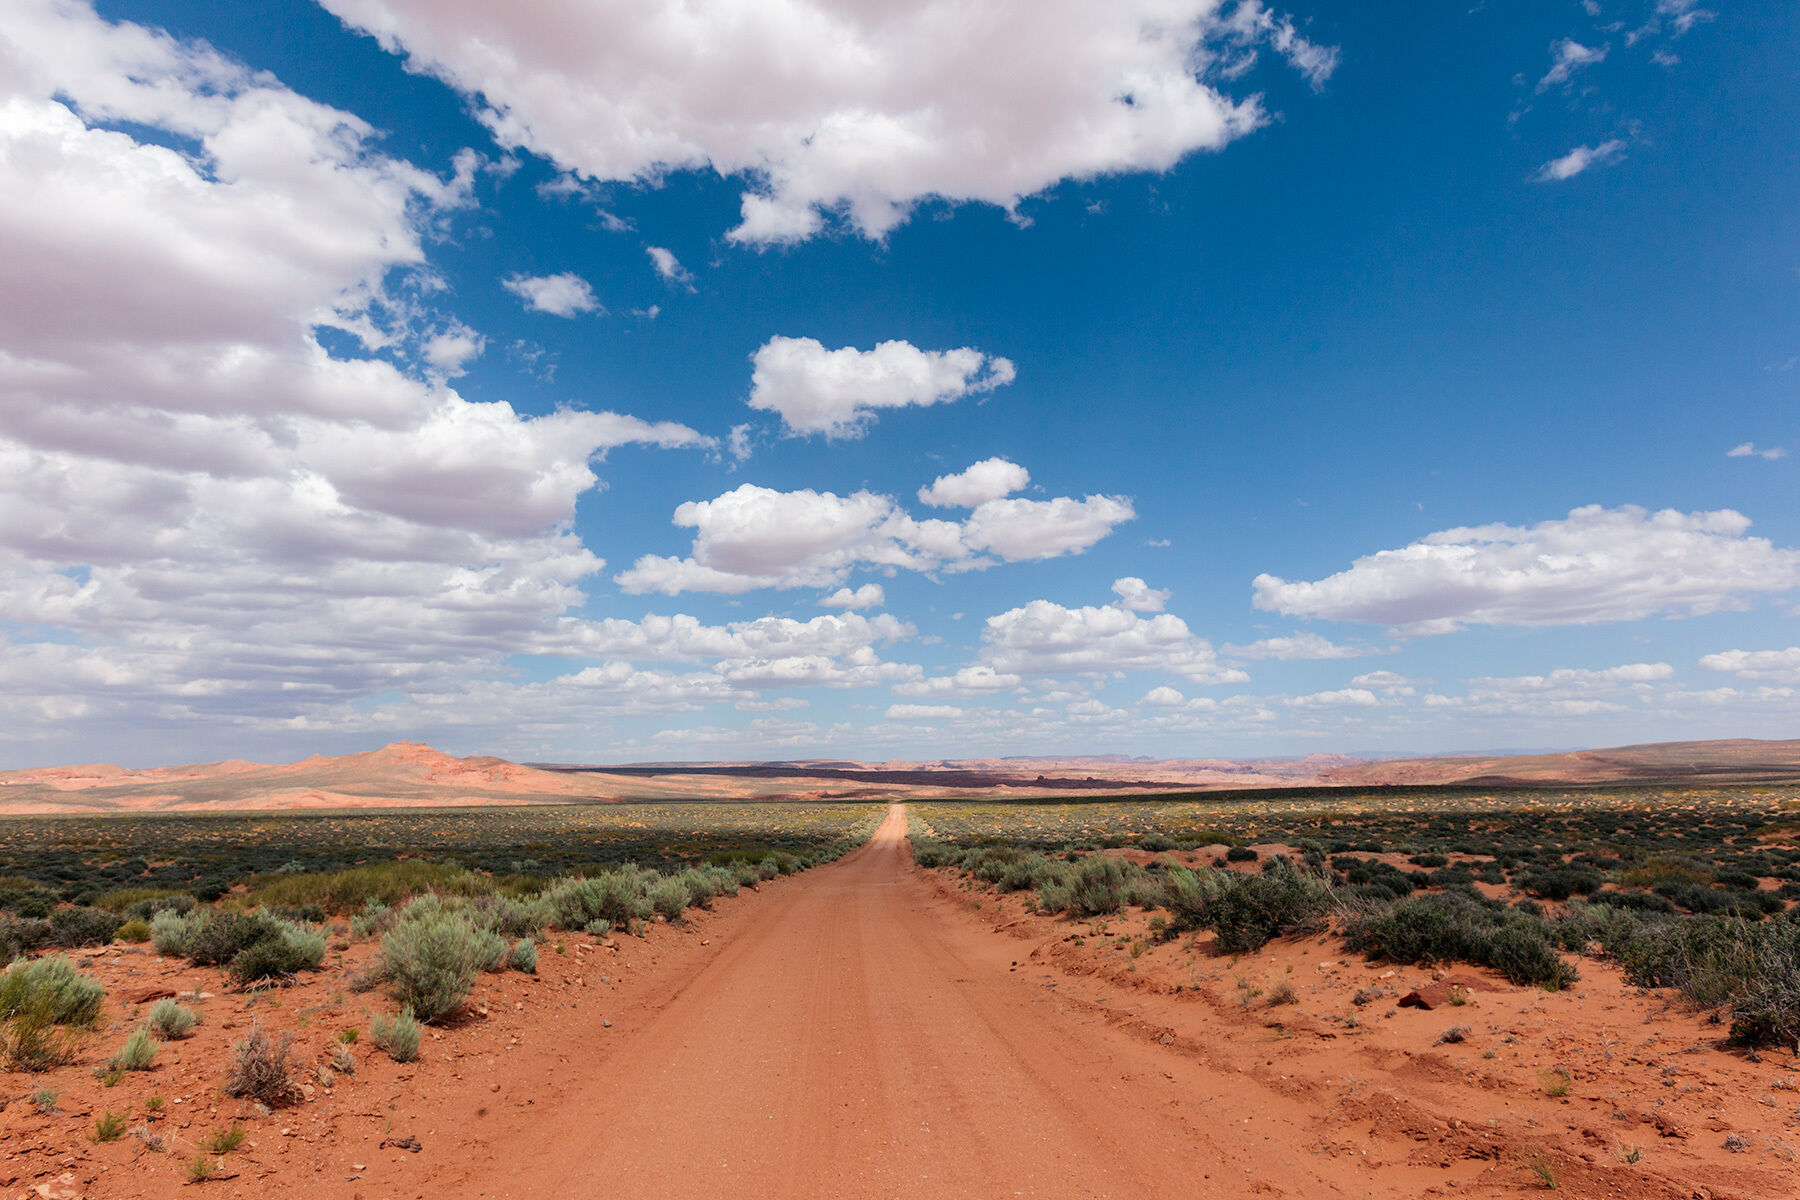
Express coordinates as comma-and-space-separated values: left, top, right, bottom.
498, 803, 1292, 1198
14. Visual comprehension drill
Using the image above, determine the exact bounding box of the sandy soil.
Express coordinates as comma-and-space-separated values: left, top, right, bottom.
5, 805, 1798, 1198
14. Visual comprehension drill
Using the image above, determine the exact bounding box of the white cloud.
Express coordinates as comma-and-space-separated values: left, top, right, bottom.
892, 666, 1021, 699
979, 586, 1246, 683
1422, 663, 1673, 718
1468, 663, 1674, 690
1532, 139, 1627, 182
1728, 442, 1787, 461
319, 0, 1335, 244
919, 458, 1030, 507
0, 1, 721, 757
1223, 631, 1366, 660
616, 478, 1133, 595
885, 703, 964, 721
749, 337, 1015, 438
502, 271, 600, 316
819, 583, 885, 610
1699, 647, 1800, 684
645, 246, 693, 287
421, 323, 486, 377
1253, 505, 1800, 634
1111, 577, 1171, 613
1286, 687, 1378, 709
961, 495, 1137, 561
1538, 39, 1608, 91
1350, 670, 1415, 696
1140, 685, 1186, 706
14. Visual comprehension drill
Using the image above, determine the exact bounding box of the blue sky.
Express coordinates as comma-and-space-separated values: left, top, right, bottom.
1, 0, 1795, 766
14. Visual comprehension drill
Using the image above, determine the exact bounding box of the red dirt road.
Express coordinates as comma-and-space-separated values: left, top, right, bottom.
11, 803, 1787, 1200
491, 803, 1270, 1198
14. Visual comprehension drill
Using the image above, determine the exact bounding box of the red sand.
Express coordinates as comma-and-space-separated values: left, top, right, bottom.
4, 805, 1797, 1198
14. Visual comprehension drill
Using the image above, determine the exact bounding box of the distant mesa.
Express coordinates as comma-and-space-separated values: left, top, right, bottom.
1, 737, 1795, 814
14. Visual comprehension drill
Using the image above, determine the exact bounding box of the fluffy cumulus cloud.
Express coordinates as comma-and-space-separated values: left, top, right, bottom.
617, 476, 1134, 595
1699, 648, 1800, 684
0, 2, 725, 754
318, 0, 1334, 243
749, 338, 1015, 438
1111, 577, 1172, 613
1223, 631, 1367, 660
818, 583, 885, 610
502, 271, 600, 316
1253, 505, 1800, 635
892, 666, 1021, 699
978, 581, 1246, 683
919, 458, 1031, 507
1422, 663, 1673, 717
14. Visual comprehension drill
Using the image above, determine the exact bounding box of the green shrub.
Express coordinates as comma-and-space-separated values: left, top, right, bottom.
1067, 857, 1128, 917
47, 906, 123, 948
1726, 920, 1800, 1048
93, 1110, 127, 1142
0, 955, 105, 1027
541, 871, 652, 930
149, 909, 202, 956
185, 913, 280, 966
110, 1027, 158, 1071
1160, 863, 1333, 952
649, 876, 690, 922
251, 860, 492, 913
115, 919, 151, 943
1345, 892, 1578, 990
224, 919, 327, 985
370, 1006, 422, 1063
381, 909, 486, 1020
146, 998, 198, 1039
350, 897, 391, 938
465, 894, 546, 939
509, 938, 538, 974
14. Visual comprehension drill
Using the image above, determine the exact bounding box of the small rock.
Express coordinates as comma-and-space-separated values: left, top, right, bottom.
124, 985, 177, 1005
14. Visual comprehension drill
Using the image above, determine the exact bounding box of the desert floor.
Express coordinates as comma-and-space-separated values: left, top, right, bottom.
5, 803, 1797, 1199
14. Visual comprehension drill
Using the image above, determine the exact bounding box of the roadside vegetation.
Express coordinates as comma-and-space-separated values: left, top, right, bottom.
912, 787, 1800, 1048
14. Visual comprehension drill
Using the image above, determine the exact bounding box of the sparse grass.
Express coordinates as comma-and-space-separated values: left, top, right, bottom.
1525, 1154, 1559, 1189
92, 1110, 127, 1142
186, 1154, 216, 1183
30, 1086, 60, 1113
1541, 1067, 1572, 1098
509, 938, 538, 973
109, 1027, 158, 1071
146, 998, 198, 1039
202, 1124, 246, 1155
370, 1006, 422, 1063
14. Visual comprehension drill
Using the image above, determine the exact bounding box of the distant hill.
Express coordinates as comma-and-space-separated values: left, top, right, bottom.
3, 736, 1795, 814
1316, 738, 1800, 787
